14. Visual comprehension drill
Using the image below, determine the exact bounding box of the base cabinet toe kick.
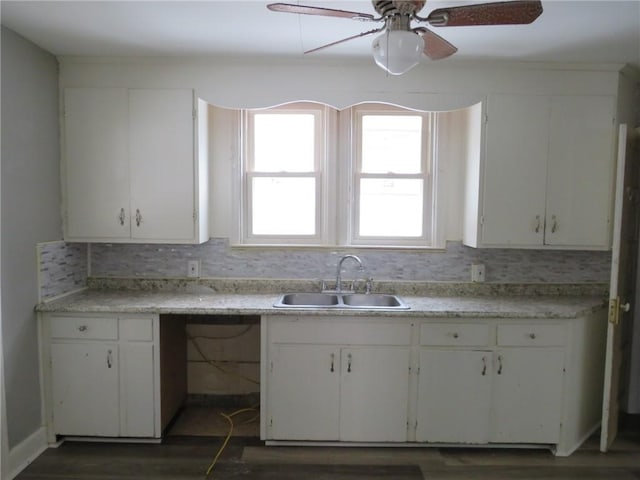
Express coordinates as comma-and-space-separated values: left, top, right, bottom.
260, 312, 607, 456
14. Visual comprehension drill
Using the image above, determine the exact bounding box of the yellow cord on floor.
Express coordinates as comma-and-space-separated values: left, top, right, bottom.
205, 407, 258, 479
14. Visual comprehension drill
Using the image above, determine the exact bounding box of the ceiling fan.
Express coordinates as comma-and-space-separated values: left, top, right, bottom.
267, 0, 544, 75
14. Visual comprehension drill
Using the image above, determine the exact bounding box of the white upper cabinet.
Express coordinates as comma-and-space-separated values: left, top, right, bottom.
545, 96, 616, 248
64, 88, 130, 240
63, 88, 208, 243
464, 94, 615, 249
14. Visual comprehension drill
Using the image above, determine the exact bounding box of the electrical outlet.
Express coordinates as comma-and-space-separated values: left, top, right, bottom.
187, 260, 200, 278
471, 264, 485, 282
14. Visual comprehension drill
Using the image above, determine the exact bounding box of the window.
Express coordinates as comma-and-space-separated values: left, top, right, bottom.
351, 106, 435, 246
239, 102, 437, 248
242, 104, 328, 244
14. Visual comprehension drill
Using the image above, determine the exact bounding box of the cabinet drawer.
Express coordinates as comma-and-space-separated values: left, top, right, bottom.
269, 319, 411, 345
420, 322, 490, 347
50, 315, 118, 340
497, 323, 566, 347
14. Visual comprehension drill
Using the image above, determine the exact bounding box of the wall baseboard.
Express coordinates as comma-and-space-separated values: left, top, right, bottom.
8, 426, 47, 480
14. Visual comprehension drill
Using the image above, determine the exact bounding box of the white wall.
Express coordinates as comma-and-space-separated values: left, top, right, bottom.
1, 27, 61, 455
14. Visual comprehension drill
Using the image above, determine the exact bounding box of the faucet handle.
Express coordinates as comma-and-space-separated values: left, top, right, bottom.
365, 277, 374, 294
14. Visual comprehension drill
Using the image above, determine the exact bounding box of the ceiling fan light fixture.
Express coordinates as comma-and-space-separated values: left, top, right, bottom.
371, 30, 425, 75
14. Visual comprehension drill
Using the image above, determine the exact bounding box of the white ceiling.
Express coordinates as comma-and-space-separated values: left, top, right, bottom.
2, 0, 639, 69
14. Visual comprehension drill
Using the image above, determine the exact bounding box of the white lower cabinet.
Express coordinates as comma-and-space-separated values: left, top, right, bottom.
51, 342, 120, 437
417, 349, 492, 443
416, 321, 566, 446
262, 314, 606, 455
264, 316, 411, 442
339, 346, 410, 442
45, 313, 163, 439
491, 347, 564, 444
268, 344, 340, 440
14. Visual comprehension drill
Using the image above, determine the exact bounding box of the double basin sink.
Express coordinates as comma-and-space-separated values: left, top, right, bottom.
274, 292, 409, 310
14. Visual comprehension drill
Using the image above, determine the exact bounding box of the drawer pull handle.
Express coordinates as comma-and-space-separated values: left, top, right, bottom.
497, 355, 503, 375
330, 353, 335, 373
529, 333, 537, 339
347, 353, 352, 373
452, 332, 459, 339
78, 325, 88, 332
135, 209, 142, 227
481, 357, 487, 376
107, 349, 113, 369
119, 208, 126, 226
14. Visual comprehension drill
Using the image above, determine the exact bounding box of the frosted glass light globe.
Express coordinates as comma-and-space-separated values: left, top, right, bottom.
372, 30, 425, 75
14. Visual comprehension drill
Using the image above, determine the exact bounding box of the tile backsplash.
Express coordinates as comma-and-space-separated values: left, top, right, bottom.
37, 241, 88, 300
88, 238, 611, 284
37, 238, 611, 300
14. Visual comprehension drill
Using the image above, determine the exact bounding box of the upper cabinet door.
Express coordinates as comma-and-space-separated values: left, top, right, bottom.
62, 88, 208, 244
129, 89, 196, 242
64, 88, 130, 239
545, 96, 615, 248
466, 93, 616, 250
482, 94, 549, 246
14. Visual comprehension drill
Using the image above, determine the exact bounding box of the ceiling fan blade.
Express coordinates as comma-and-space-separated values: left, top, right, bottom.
305, 28, 384, 54
414, 27, 458, 60
267, 3, 375, 21
427, 0, 543, 27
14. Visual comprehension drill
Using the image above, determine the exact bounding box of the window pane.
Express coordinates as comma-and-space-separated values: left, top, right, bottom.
254, 114, 315, 172
359, 179, 423, 237
252, 177, 316, 235
361, 115, 422, 174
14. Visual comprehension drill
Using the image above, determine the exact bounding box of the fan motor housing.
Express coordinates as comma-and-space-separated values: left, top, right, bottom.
372, 0, 426, 17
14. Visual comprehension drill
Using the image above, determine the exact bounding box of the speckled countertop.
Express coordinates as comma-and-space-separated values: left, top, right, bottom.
37, 279, 608, 319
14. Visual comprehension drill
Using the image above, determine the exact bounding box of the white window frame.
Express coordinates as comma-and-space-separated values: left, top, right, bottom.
240, 103, 333, 245
348, 104, 437, 247
237, 102, 439, 248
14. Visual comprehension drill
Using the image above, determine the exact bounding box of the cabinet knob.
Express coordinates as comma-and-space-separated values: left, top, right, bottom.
529, 333, 537, 339
78, 325, 88, 332
452, 332, 459, 339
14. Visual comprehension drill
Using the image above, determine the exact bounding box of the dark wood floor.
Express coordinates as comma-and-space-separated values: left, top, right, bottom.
16, 416, 640, 479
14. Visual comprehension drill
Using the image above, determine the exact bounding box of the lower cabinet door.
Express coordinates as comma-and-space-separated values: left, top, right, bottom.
491, 348, 564, 444
51, 342, 119, 436
417, 349, 492, 443
120, 343, 155, 437
340, 347, 410, 442
267, 344, 340, 440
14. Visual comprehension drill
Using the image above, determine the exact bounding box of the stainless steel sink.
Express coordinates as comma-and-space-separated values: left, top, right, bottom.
341, 293, 404, 308
273, 292, 409, 310
278, 292, 340, 306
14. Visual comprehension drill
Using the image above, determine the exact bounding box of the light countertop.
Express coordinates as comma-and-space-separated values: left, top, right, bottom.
37, 287, 607, 319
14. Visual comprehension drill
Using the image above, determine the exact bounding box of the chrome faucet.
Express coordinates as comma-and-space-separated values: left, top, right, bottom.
335, 254, 364, 293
